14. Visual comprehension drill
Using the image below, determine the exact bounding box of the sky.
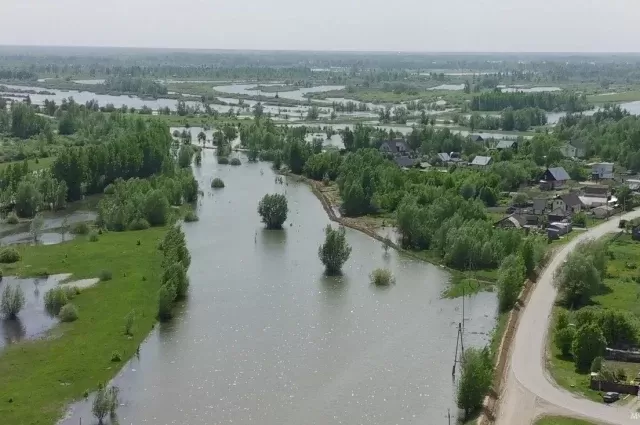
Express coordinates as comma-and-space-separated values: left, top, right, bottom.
1, 0, 639, 52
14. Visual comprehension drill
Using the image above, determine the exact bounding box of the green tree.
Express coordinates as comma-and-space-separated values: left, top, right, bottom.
318, 225, 352, 275
554, 326, 576, 357
178, 145, 193, 168
163, 263, 189, 299
497, 254, 525, 312
456, 347, 493, 419
554, 252, 601, 308
521, 237, 536, 277
572, 323, 607, 372
143, 190, 170, 226
1, 284, 25, 319
30, 213, 44, 243
15, 181, 42, 218
257, 193, 288, 229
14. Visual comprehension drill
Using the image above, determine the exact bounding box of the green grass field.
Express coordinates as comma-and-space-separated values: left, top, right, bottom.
0, 227, 166, 425
534, 416, 597, 425
588, 91, 640, 103
0, 156, 55, 172
547, 234, 640, 402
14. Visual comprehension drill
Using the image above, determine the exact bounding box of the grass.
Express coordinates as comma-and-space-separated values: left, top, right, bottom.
588, 91, 640, 103
0, 227, 166, 425
534, 416, 597, 425
547, 234, 640, 403
0, 156, 55, 172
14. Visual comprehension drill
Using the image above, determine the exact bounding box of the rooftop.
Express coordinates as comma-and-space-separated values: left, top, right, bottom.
471, 155, 492, 166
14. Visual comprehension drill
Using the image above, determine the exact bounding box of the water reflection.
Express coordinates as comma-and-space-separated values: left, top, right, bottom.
1, 317, 25, 345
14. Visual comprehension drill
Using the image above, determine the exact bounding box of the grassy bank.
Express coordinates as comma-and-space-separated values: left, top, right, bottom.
534, 417, 597, 425
0, 227, 166, 425
547, 234, 640, 402
588, 91, 640, 103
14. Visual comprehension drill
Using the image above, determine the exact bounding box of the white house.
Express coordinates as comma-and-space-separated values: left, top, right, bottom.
560, 140, 586, 159
551, 193, 583, 215
590, 162, 615, 180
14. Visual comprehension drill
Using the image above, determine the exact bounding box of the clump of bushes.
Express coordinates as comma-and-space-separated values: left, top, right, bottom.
1, 284, 25, 319
103, 184, 115, 195
0, 247, 20, 264
157, 226, 191, 321
211, 178, 225, 189
63, 286, 81, 299
217, 157, 229, 165
99, 270, 112, 282
230, 157, 241, 166
88, 230, 99, 242
44, 287, 68, 316
318, 225, 352, 275
59, 303, 78, 322
128, 218, 150, 231
71, 222, 90, 235
5, 212, 19, 224
110, 351, 122, 362
183, 208, 199, 222
92, 384, 119, 424
370, 268, 395, 286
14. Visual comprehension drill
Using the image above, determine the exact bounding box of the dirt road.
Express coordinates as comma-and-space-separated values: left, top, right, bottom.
496, 211, 640, 425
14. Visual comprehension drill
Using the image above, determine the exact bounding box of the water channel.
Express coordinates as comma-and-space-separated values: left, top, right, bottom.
58, 152, 497, 424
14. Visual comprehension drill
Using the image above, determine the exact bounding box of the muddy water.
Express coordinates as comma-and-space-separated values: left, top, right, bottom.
59, 152, 497, 424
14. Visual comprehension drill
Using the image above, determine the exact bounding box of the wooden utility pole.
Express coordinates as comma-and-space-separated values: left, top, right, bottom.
452, 322, 465, 378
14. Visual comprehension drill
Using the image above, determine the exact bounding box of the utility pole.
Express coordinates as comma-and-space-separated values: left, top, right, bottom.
447, 409, 451, 425
452, 322, 465, 378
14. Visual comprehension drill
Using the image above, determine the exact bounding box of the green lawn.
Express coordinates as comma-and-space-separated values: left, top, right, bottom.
534, 416, 597, 425
0, 227, 166, 425
0, 156, 55, 172
547, 234, 640, 402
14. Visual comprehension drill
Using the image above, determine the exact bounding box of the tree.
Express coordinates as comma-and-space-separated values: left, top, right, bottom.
197, 131, 206, 144
521, 237, 536, 277
15, 181, 42, 218
92, 385, 119, 425
318, 225, 352, 275
554, 326, 576, 357
30, 213, 44, 243
143, 190, 170, 226
572, 323, 607, 372
554, 252, 601, 308
456, 347, 493, 419
497, 254, 525, 312
258, 194, 288, 229
616, 185, 633, 210
1, 284, 25, 319
178, 145, 193, 168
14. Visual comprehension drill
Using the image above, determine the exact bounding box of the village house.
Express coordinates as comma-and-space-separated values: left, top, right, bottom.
470, 135, 484, 143
559, 140, 587, 159
470, 155, 492, 168
590, 162, 615, 180
540, 167, 570, 190
495, 214, 539, 230
495, 140, 518, 151
593, 205, 615, 219
551, 193, 583, 215
379, 139, 412, 155
532, 198, 548, 215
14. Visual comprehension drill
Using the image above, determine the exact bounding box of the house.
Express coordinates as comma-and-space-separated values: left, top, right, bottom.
591, 162, 615, 180
470, 155, 492, 168
496, 140, 517, 150
582, 185, 610, 197
495, 214, 539, 229
579, 195, 610, 209
540, 167, 570, 190
379, 139, 412, 155
548, 207, 567, 223
470, 135, 484, 143
560, 140, 587, 159
532, 198, 548, 215
593, 205, 615, 219
449, 152, 463, 162
549, 221, 572, 235
394, 156, 418, 169
436, 152, 450, 163
626, 179, 640, 192
551, 193, 583, 215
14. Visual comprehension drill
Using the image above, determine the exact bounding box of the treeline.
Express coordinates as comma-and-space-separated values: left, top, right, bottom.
101, 77, 168, 97
0, 161, 67, 217
470, 91, 590, 112
0, 68, 37, 81
462, 107, 548, 131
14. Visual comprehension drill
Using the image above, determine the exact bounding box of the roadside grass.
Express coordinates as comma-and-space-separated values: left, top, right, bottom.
547, 234, 640, 404
0, 156, 55, 172
534, 416, 597, 425
0, 227, 166, 425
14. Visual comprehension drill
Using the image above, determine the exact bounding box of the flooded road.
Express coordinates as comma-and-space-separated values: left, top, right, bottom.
58, 152, 497, 424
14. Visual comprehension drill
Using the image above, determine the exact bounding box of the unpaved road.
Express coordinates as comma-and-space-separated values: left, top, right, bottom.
496, 211, 640, 425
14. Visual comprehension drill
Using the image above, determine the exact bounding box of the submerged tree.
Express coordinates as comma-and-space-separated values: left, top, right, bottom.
257, 193, 288, 229
318, 225, 352, 275
0, 284, 25, 319
30, 213, 44, 243
456, 347, 493, 419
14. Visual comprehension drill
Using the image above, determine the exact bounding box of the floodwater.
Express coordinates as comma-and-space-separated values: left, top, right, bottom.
498, 86, 561, 93
428, 84, 465, 91
0, 274, 70, 348
73, 79, 106, 85
59, 152, 497, 425
213, 83, 345, 102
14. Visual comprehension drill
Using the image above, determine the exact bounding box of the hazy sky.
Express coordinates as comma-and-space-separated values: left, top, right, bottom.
1, 0, 638, 52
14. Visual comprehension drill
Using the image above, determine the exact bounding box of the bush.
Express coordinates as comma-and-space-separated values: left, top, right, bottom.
0, 247, 20, 264
318, 225, 352, 275
370, 268, 395, 286
572, 323, 607, 372
128, 218, 150, 231
211, 178, 225, 188
44, 287, 68, 316
124, 310, 135, 336
110, 351, 122, 362
5, 212, 18, 224
63, 286, 80, 299
590, 356, 604, 373
456, 347, 493, 419
572, 212, 587, 227
554, 326, 576, 357
103, 184, 115, 195
1, 284, 25, 319
99, 270, 113, 282
217, 157, 229, 165
184, 208, 199, 222
143, 190, 170, 226
59, 303, 78, 322
178, 145, 193, 168
71, 222, 90, 235
158, 283, 176, 320
257, 193, 288, 229
88, 230, 99, 242
230, 157, 241, 166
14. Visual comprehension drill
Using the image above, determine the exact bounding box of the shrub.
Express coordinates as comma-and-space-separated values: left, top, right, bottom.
1, 284, 25, 319
99, 270, 112, 282
44, 287, 68, 315
103, 184, 115, 195
370, 268, 395, 286
88, 230, 99, 242
318, 225, 352, 275
63, 286, 80, 300
5, 212, 18, 224
124, 310, 135, 336
158, 283, 176, 320
572, 212, 587, 227
162, 263, 189, 299
184, 208, 199, 222
257, 193, 288, 229
456, 347, 493, 419
128, 218, 150, 231
71, 222, 90, 235
211, 178, 225, 188
554, 326, 576, 357
110, 351, 122, 362
217, 157, 229, 165
590, 356, 604, 373
230, 157, 241, 166
59, 303, 78, 322
143, 190, 170, 226
0, 247, 20, 264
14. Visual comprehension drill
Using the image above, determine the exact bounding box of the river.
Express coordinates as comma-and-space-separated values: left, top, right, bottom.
58, 152, 497, 424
